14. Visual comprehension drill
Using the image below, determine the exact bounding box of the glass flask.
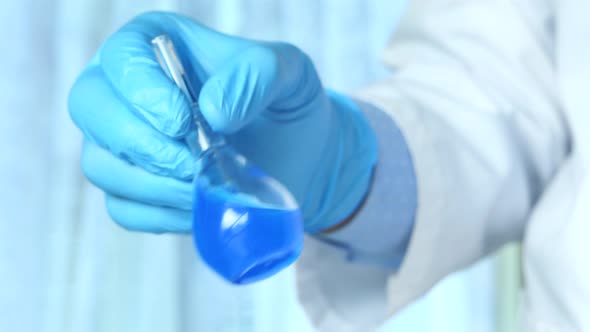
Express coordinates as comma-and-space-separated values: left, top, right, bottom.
152, 34, 304, 284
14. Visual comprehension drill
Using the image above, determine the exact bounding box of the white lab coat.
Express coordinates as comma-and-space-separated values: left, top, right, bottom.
296, 0, 590, 331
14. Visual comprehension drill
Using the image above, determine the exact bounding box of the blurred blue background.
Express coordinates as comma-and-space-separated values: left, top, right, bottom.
0, 0, 520, 331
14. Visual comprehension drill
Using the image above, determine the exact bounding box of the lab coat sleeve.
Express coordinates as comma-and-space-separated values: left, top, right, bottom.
296, 1, 571, 331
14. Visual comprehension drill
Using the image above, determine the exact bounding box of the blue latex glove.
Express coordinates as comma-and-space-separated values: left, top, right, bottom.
69, 11, 377, 234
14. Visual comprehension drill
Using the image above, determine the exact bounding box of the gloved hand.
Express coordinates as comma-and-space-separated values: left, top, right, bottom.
69, 11, 377, 234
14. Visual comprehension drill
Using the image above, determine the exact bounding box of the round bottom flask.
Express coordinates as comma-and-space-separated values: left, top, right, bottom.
193, 146, 304, 284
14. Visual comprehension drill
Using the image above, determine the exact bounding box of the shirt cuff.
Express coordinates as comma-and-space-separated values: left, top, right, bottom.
314, 100, 417, 270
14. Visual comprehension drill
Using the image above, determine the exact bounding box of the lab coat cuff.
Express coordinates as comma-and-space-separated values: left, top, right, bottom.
353, 82, 450, 313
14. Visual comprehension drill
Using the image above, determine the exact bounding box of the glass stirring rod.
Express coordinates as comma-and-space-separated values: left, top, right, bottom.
152, 35, 304, 284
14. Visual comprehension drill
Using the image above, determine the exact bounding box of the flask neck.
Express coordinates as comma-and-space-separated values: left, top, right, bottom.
192, 103, 226, 153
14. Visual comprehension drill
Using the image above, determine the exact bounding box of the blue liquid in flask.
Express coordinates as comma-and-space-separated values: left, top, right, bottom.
193, 181, 303, 284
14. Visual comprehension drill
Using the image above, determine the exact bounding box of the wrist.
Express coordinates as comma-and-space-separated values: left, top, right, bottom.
303, 90, 378, 233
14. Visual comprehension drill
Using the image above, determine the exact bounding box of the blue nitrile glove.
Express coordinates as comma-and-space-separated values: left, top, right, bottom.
69, 11, 377, 234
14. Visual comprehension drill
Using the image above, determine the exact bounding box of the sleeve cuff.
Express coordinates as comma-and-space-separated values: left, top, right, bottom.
315, 99, 417, 270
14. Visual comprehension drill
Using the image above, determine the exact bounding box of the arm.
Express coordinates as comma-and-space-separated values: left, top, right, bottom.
297, 0, 571, 330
